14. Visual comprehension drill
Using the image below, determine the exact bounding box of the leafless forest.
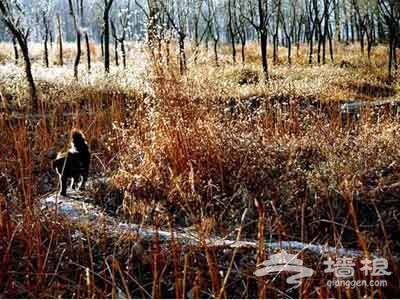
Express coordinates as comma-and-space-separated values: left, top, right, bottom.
0, 0, 399, 298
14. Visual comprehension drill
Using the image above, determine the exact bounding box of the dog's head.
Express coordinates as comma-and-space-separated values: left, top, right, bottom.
71, 129, 86, 145
70, 129, 88, 152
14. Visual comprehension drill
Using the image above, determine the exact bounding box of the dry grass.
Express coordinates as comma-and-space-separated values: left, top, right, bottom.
0, 41, 399, 298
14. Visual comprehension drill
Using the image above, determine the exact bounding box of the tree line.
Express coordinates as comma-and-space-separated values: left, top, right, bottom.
0, 0, 399, 112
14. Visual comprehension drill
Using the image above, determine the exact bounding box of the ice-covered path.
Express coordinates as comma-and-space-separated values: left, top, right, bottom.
41, 190, 366, 258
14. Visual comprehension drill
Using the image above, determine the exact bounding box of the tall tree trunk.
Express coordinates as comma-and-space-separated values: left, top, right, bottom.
366, 21, 373, 62
228, 0, 236, 64
273, 34, 278, 64
214, 37, 219, 66
230, 33, 236, 63
114, 38, 119, 66
322, 34, 326, 64
328, 25, 334, 62
103, 1, 114, 73
308, 26, 314, 64
165, 37, 170, 66
74, 31, 81, 79
43, 15, 49, 68
350, 15, 355, 43
306, 16, 314, 64
84, 32, 91, 72
178, 33, 186, 74
257, 0, 269, 80
377, 19, 385, 43
393, 35, 398, 71
317, 27, 322, 64
322, 17, 327, 64
333, 0, 340, 42
388, 36, 393, 78
22, 44, 38, 112
359, 25, 365, 55
43, 32, 49, 68
260, 31, 268, 79
17, 37, 38, 112
104, 14, 110, 72
56, 15, 63, 66
344, 21, 349, 42
69, 0, 81, 79
241, 39, 246, 64
367, 38, 372, 61
12, 37, 18, 65
322, 2, 330, 65
371, 18, 376, 45
100, 30, 104, 57
49, 29, 53, 48
272, 0, 281, 65
296, 21, 302, 53
121, 39, 126, 68
282, 19, 292, 65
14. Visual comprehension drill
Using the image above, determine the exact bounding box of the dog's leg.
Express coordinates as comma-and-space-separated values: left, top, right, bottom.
60, 174, 68, 196
72, 175, 81, 190
80, 170, 88, 190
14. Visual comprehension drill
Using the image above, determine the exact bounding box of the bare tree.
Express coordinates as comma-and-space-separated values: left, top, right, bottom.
77, 1, 92, 73
36, 1, 54, 68
111, 1, 132, 69
203, 0, 220, 65
104, 0, 115, 73
241, 0, 270, 79
236, 5, 248, 64
309, 0, 333, 65
68, 0, 81, 79
56, 14, 63, 66
281, 0, 298, 64
378, 0, 400, 78
192, 0, 207, 63
312, 0, 324, 64
352, 0, 366, 55
11, 24, 18, 64
227, 0, 238, 63
0, 1, 38, 112
352, 0, 377, 61
111, 20, 119, 66
305, 0, 317, 64
84, 30, 91, 71
41, 13, 50, 68
333, 0, 341, 42
161, 0, 190, 74
272, 0, 282, 64
135, 0, 163, 58
323, 0, 334, 63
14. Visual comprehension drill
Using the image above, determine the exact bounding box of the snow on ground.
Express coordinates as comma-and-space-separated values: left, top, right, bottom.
0, 47, 149, 91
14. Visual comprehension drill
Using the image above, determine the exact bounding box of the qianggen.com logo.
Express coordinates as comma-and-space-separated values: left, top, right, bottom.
326, 278, 387, 289
254, 250, 391, 290
324, 256, 390, 289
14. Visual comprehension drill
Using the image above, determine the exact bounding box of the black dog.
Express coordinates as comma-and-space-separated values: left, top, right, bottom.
53, 130, 91, 196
